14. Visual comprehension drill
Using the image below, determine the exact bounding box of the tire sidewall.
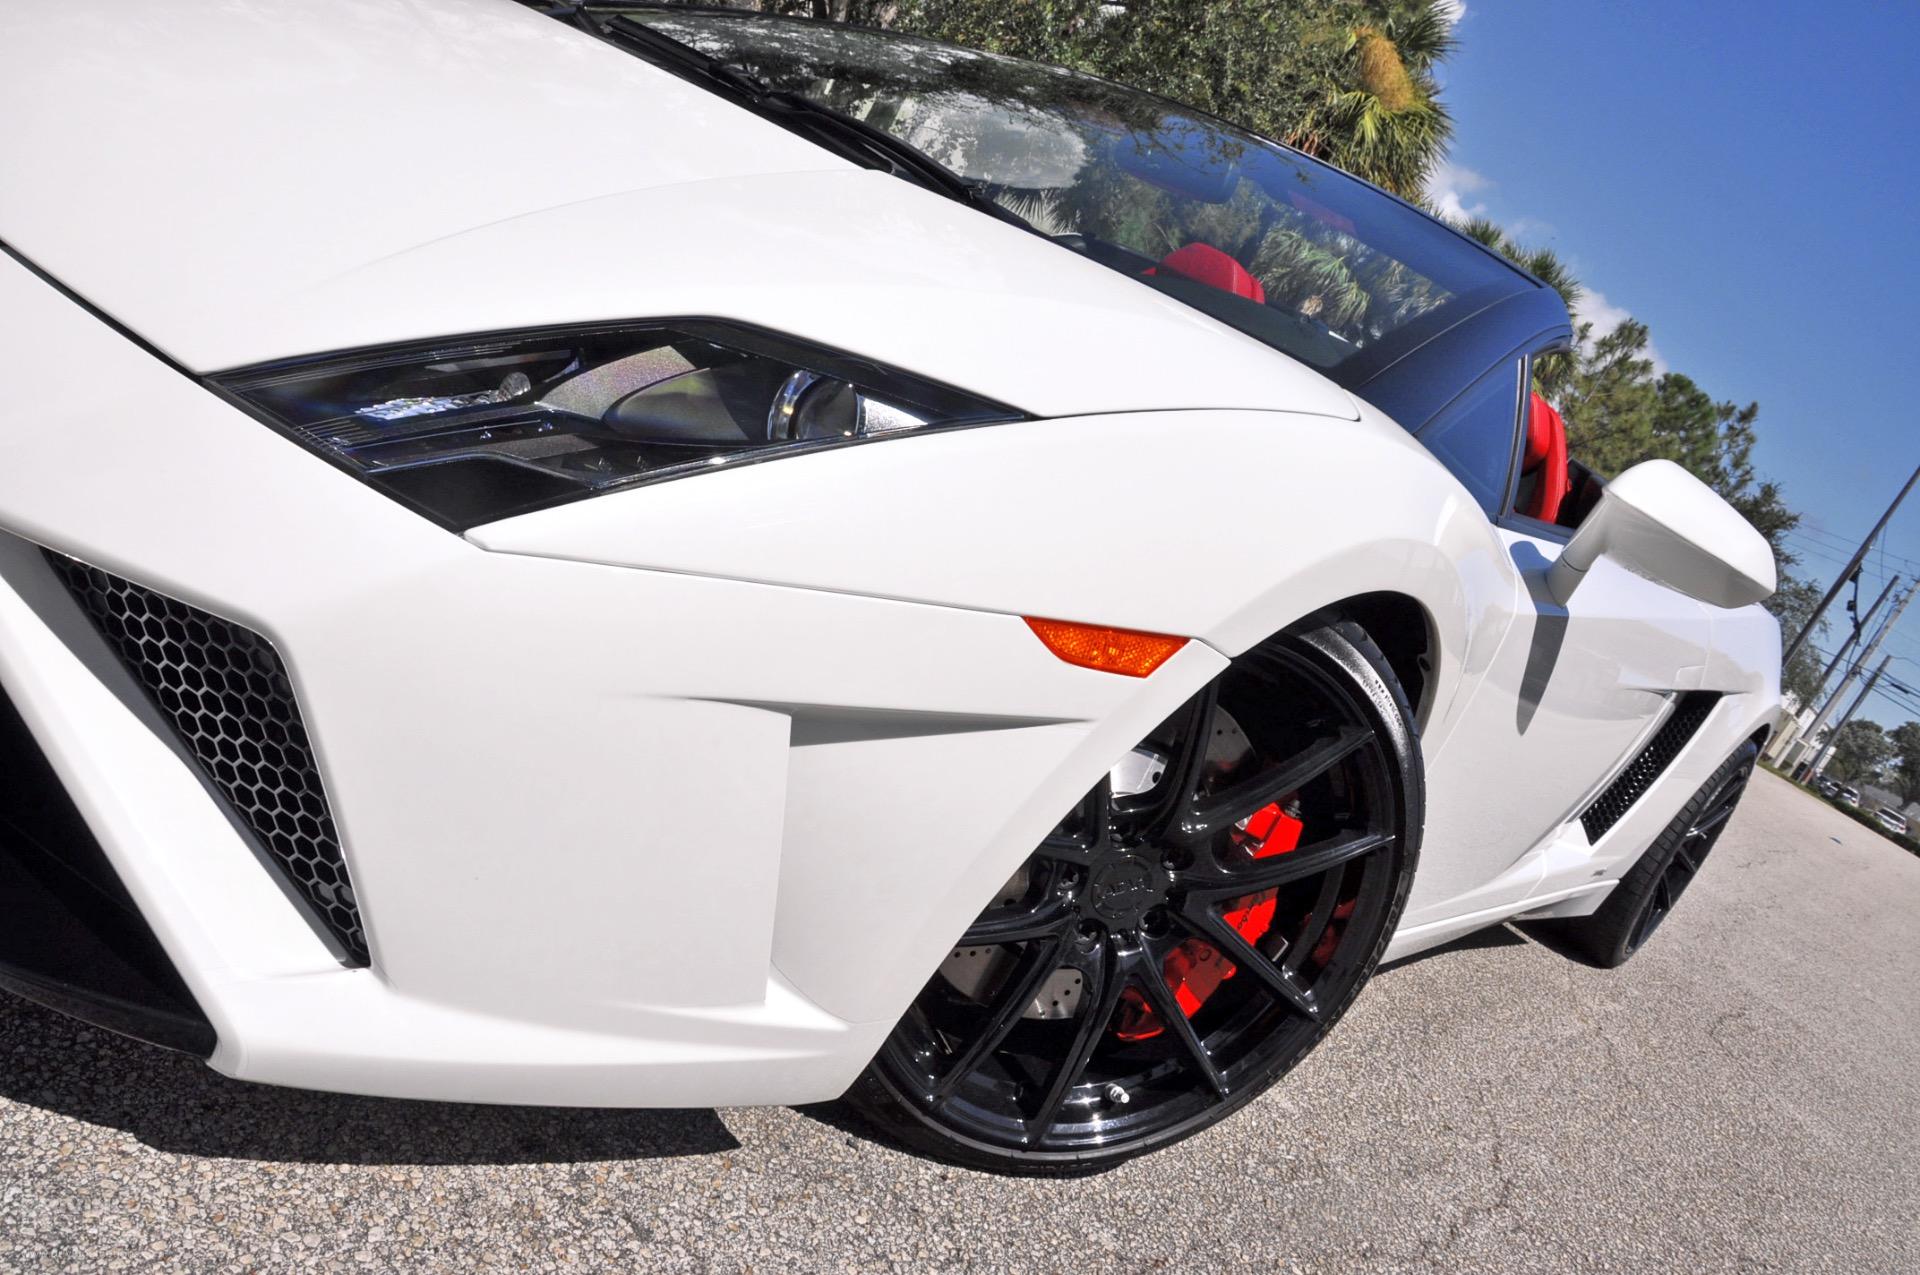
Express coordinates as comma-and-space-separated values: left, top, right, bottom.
854, 617, 1426, 1175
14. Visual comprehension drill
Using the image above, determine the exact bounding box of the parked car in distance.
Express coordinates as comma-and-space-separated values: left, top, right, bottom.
1816, 777, 1840, 798
1873, 808, 1908, 836
1838, 785, 1863, 808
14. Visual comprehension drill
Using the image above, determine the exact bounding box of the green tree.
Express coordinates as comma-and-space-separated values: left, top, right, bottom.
1446, 218, 1803, 573
1457, 217, 1583, 313
1887, 722, 1920, 806
1553, 319, 1802, 568
1288, 0, 1457, 197
1765, 576, 1828, 706
1824, 719, 1893, 785
1456, 219, 1582, 397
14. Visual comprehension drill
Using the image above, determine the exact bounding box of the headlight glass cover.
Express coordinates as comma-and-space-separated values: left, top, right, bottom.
215, 322, 1023, 529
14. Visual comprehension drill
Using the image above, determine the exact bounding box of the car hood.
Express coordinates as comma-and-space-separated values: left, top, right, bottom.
0, 0, 1356, 423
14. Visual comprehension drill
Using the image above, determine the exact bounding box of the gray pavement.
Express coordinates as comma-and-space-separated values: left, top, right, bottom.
2, 769, 1917, 1273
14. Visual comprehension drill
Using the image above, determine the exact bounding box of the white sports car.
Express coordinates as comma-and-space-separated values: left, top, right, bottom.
0, 1, 1779, 1171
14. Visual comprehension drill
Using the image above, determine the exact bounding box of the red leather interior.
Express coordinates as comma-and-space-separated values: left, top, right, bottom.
1523, 391, 1570, 524
1158, 243, 1266, 304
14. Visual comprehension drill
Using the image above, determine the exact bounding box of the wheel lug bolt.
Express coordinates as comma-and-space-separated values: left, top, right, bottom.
1077, 920, 1104, 944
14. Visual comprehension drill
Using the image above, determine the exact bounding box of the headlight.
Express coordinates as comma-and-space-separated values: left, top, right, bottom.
214, 322, 1023, 529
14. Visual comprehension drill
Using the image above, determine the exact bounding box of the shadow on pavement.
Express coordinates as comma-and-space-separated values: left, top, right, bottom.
1376, 922, 1528, 973
788, 926, 1543, 1171
0, 995, 737, 1165
3, 927, 1545, 1168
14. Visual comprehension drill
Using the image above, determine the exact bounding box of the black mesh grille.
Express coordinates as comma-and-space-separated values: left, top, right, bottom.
47, 553, 367, 964
1581, 691, 1719, 842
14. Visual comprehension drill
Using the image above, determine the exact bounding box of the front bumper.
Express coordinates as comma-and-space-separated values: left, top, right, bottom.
0, 251, 1224, 1106
0, 675, 213, 1056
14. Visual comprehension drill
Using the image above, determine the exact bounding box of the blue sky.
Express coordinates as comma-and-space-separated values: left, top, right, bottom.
1429, 2, 1920, 723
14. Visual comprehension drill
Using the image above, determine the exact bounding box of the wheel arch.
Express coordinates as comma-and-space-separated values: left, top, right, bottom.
1320, 591, 1435, 729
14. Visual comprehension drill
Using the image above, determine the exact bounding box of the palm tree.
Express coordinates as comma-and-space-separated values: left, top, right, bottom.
1456, 217, 1585, 398
1457, 217, 1583, 313
1287, 1, 1457, 198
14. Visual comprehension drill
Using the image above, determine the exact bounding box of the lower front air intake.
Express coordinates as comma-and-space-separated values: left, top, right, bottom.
46, 552, 369, 965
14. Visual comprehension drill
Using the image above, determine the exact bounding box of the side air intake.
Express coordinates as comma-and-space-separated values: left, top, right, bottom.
47, 553, 368, 964
1581, 692, 1719, 842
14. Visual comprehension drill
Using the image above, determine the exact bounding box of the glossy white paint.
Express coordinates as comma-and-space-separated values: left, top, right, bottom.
470, 402, 1481, 662
1400, 528, 1713, 931
0, 2, 1782, 1107
0, 0, 1355, 424
1550, 459, 1778, 609
0, 253, 1223, 1099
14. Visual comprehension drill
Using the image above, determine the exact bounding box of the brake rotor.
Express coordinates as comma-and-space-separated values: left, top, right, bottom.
1114, 706, 1305, 1040
938, 742, 1172, 1018
938, 717, 1304, 1030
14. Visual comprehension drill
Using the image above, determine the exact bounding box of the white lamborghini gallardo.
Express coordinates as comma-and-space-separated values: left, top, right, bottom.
0, 1, 1780, 1171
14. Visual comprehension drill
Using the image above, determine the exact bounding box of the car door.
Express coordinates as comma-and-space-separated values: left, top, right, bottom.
1402, 345, 1716, 931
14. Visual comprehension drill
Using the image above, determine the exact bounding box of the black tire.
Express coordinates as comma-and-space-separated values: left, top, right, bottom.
847, 618, 1423, 1174
1544, 740, 1758, 968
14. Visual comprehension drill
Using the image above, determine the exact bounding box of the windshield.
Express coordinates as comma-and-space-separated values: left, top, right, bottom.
615, 9, 1534, 390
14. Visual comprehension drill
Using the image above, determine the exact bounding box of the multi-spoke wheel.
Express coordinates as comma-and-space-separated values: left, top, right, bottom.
1544, 739, 1758, 968
852, 620, 1422, 1172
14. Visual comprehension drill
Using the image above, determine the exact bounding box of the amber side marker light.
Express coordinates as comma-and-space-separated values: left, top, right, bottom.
1023, 617, 1189, 677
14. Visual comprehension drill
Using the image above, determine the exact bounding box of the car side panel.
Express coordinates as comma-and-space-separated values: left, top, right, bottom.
1395, 531, 1717, 930
1389, 548, 1782, 958
475, 398, 1612, 989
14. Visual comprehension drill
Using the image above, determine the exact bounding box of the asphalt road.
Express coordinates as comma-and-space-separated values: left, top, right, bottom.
2, 769, 1917, 1273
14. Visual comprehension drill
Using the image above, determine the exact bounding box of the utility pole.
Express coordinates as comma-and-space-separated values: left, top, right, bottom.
1809, 655, 1892, 781
1783, 460, 1920, 668
1797, 581, 1917, 779
1771, 574, 1898, 764
1815, 574, 1897, 702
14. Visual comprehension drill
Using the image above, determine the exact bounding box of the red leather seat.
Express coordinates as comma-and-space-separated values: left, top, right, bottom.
1522, 391, 1570, 524
1158, 243, 1266, 304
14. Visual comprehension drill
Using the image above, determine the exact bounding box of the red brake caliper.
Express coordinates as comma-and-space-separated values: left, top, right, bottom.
1114, 800, 1303, 1040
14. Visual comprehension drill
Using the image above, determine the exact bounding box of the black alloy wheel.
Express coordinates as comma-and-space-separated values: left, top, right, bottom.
1627, 753, 1750, 951
1545, 740, 1758, 969
853, 620, 1422, 1173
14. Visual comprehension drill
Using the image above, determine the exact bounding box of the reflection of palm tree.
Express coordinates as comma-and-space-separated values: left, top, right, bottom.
1287, 1, 1455, 198
688, 8, 1457, 349
1251, 228, 1369, 329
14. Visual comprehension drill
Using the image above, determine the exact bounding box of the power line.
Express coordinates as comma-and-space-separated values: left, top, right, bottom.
1799, 516, 1920, 550
1793, 580, 1918, 777
1807, 656, 1893, 779
1798, 519, 1920, 559
1784, 465, 1920, 670
1786, 528, 1920, 580
1786, 518, 1920, 561
1783, 533, 1918, 582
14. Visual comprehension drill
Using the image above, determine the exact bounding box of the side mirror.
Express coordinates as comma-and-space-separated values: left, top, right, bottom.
1547, 459, 1776, 608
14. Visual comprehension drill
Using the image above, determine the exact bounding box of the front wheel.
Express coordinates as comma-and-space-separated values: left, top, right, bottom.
850, 619, 1422, 1173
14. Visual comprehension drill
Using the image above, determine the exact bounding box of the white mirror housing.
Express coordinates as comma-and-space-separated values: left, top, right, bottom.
1547, 459, 1777, 609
